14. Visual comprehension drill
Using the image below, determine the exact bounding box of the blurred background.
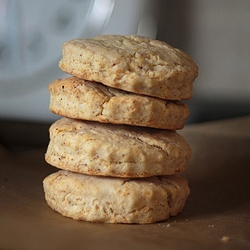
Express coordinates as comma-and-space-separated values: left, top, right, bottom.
157, 0, 250, 123
0, 0, 249, 126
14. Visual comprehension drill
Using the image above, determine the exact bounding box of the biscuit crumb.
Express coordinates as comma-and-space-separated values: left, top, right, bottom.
221, 236, 230, 243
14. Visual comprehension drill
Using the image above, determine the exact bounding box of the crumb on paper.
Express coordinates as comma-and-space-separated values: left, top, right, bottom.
158, 223, 171, 227
208, 224, 215, 228
221, 236, 230, 243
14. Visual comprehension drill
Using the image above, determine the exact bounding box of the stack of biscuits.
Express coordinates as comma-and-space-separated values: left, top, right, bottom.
43, 35, 198, 224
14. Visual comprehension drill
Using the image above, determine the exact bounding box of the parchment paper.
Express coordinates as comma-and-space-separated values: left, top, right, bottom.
1, 116, 250, 250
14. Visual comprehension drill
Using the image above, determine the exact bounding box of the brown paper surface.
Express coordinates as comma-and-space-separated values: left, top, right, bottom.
1, 116, 250, 250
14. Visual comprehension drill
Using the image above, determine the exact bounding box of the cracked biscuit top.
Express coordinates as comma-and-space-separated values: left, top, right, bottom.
45, 117, 192, 177
48, 76, 190, 130
58, 35, 198, 101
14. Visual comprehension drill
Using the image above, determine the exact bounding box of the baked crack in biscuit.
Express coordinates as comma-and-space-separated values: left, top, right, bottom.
48, 76, 190, 130
45, 118, 192, 177
58, 35, 198, 100
43, 170, 190, 224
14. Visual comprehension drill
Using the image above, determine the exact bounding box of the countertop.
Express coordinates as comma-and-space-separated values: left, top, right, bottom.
1, 116, 250, 250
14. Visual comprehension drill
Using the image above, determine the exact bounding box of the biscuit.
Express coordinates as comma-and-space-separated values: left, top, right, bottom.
43, 170, 190, 224
45, 118, 192, 177
58, 35, 198, 100
48, 76, 190, 130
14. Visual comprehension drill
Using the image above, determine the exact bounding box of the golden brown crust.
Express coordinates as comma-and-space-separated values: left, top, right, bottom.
58, 35, 198, 100
45, 118, 192, 177
48, 76, 190, 130
43, 170, 190, 224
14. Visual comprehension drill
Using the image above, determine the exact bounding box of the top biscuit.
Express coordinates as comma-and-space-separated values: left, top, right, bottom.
59, 35, 198, 100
